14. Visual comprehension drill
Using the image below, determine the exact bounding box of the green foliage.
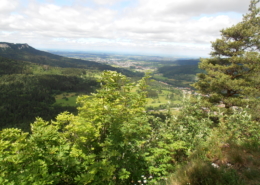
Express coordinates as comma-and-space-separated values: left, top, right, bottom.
209, 107, 260, 148
158, 65, 203, 80
73, 71, 183, 183
161, 94, 260, 185
145, 80, 183, 109
0, 118, 103, 185
193, 0, 260, 115
171, 96, 213, 150
169, 160, 245, 185
0, 74, 55, 129
0, 56, 32, 75
156, 63, 204, 87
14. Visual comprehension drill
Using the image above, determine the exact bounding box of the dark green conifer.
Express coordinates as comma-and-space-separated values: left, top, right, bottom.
193, 0, 260, 115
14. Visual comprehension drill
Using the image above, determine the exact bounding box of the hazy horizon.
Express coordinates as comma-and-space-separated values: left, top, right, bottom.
43, 48, 201, 58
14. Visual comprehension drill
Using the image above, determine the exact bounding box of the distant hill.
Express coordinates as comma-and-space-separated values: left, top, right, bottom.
157, 59, 202, 78
0, 42, 140, 77
157, 65, 203, 76
173, 59, 200, 66
154, 59, 203, 87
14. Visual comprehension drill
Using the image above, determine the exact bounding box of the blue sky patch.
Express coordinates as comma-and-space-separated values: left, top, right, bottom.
192, 12, 242, 20
35, 0, 73, 6
110, 0, 138, 10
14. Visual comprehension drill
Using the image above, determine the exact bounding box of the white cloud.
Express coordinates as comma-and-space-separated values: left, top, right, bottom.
0, 0, 253, 57
93, 0, 123, 5
0, 0, 18, 12
137, 0, 249, 16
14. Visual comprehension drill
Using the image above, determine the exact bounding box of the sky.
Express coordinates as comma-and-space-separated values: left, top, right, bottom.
0, 0, 252, 57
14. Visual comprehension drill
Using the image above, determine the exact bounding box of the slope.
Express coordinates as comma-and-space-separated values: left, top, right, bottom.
0, 42, 140, 77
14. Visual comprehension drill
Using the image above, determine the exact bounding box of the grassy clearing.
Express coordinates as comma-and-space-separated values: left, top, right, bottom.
54, 92, 80, 107
146, 89, 182, 107
164, 142, 260, 185
52, 79, 183, 111
32, 66, 63, 75
153, 74, 169, 81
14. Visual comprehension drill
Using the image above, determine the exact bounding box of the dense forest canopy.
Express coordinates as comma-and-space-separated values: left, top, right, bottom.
155, 60, 203, 87
0, 56, 100, 129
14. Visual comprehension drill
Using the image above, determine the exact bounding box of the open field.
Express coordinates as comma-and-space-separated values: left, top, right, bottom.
146, 89, 182, 108
53, 87, 183, 112
54, 92, 79, 107
53, 77, 184, 114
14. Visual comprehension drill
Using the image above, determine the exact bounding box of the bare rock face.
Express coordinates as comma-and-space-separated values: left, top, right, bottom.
18, 44, 29, 50
0, 44, 10, 49
0, 42, 31, 50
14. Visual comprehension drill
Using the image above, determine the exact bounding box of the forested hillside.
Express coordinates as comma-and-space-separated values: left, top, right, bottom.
0, 56, 30, 75
0, 56, 100, 130
158, 65, 203, 79
173, 59, 200, 66
154, 62, 204, 87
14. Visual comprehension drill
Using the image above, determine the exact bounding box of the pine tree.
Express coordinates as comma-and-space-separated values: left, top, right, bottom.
193, 0, 260, 113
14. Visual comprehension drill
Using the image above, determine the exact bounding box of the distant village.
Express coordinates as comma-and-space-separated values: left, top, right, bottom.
94, 57, 155, 71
